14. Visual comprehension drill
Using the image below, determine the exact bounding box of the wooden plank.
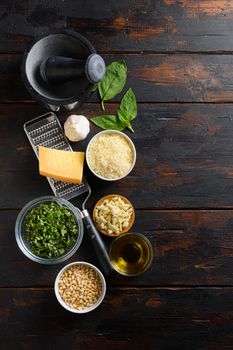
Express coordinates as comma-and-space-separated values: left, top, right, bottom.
2, 0, 233, 53
2, 209, 233, 287
0, 287, 232, 349
1, 103, 233, 209
3, 53, 233, 103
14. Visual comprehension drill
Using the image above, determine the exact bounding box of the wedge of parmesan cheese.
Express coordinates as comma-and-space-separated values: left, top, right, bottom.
39, 146, 84, 184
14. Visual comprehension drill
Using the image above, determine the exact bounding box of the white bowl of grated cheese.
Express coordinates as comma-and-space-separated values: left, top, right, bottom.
86, 130, 136, 181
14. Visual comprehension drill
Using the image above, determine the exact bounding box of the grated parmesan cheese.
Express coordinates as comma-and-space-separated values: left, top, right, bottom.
87, 132, 135, 179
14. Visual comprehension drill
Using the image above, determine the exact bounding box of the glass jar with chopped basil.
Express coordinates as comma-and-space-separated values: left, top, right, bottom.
15, 196, 84, 264
25, 202, 79, 258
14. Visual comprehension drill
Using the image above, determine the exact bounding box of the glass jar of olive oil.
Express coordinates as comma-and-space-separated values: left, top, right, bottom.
109, 232, 153, 276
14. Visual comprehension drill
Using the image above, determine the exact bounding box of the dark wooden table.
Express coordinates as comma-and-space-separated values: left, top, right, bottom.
1, 1, 233, 349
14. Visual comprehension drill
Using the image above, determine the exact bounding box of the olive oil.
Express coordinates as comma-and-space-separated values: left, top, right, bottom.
109, 233, 153, 276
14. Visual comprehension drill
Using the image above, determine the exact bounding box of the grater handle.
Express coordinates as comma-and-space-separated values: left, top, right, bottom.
82, 210, 113, 276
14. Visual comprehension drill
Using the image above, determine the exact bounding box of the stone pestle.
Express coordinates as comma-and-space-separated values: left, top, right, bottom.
40, 53, 106, 85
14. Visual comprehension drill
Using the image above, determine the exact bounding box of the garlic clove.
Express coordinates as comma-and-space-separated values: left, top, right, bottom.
64, 114, 90, 142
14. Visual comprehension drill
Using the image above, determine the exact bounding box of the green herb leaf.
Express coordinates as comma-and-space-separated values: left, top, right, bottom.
126, 122, 134, 132
116, 88, 137, 132
98, 60, 127, 110
117, 114, 134, 132
118, 88, 137, 122
91, 115, 125, 131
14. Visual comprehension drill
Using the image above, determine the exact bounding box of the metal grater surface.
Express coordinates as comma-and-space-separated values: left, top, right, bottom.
24, 112, 88, 200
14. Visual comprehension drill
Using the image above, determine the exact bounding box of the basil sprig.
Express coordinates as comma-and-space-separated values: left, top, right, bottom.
98, 60, 127, 111
91, 88, 137, 132
92, 59, 137, 132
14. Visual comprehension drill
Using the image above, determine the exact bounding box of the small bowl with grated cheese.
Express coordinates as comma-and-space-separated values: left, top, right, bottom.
93, 194, 135, 237
86, 130, 136, 181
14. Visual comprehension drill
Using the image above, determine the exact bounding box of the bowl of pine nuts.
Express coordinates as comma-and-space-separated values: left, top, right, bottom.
54, 261, 106, 313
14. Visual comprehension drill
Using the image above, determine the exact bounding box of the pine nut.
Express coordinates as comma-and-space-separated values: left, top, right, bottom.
58, 264, 103, 310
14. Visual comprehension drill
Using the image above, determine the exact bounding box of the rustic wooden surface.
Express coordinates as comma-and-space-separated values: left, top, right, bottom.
0, 1, 233, 349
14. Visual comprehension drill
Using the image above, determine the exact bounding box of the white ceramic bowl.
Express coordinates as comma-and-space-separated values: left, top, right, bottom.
54, 261, 106, 313
86, 130, 136, 181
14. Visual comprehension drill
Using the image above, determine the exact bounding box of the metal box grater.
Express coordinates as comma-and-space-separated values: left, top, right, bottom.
24, 112, 88, 200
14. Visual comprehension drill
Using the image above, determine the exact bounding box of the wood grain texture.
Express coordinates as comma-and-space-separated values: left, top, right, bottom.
3, 209, 233, 287
3, 53, 233, 103
1, 103, 233, 209
0, 2, 233, 349
0, 288, 232, 350
2, 0, 233, 53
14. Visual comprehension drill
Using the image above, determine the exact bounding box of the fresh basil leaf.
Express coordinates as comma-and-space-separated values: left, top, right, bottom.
91, 115, 125, 131
128, 123, 134, 132
118, 88, 137, 121
116, 88, 137, 132
117, 110, 128, 125
98, 60, 127, 110
117, 110, 134, 132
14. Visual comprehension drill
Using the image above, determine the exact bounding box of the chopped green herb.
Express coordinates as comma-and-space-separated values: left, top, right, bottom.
25, 202, 78, 258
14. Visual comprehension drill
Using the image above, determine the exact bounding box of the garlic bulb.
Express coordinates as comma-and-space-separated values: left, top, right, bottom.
64, 115, 90, 142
